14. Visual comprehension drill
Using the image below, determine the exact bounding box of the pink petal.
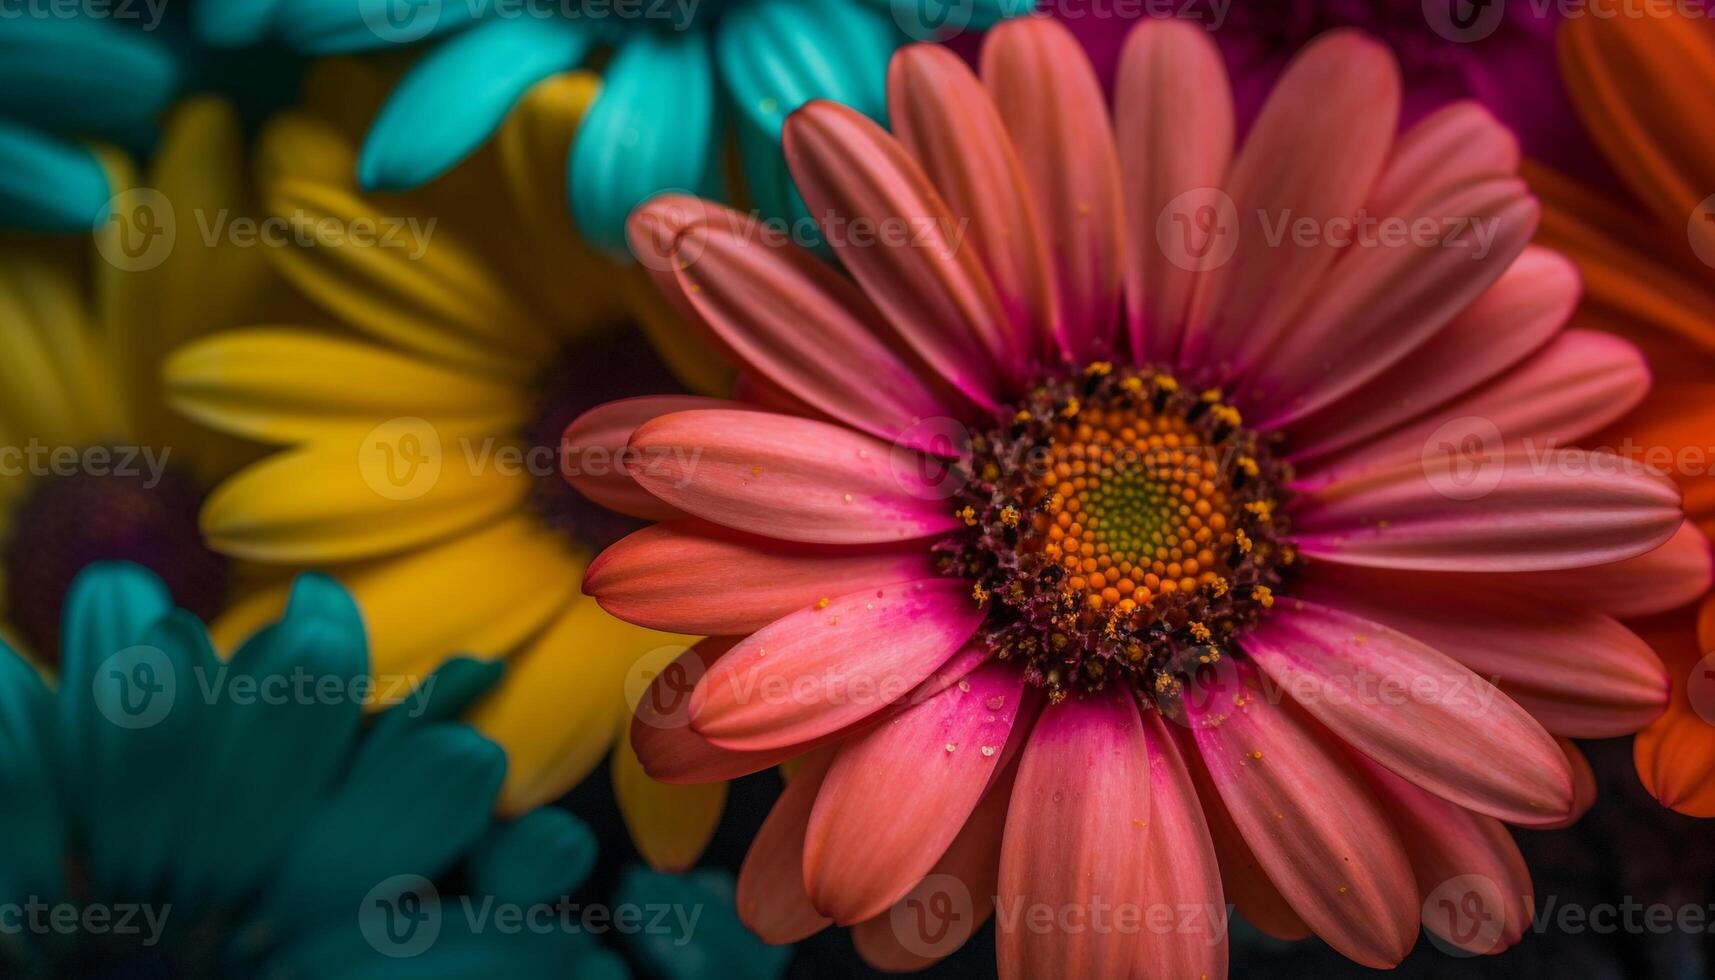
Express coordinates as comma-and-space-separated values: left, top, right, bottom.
561, 395, 746, 520
980, 17, 1125, 362
1359, 758, 1533, 956
1492, 522, 1714, 618
1246, 177, 1538, 426
1133, 711, 1227, 979
889, 43, 1051, 376
1363, 102, 1520, 216
627, 409, 963, 545
587, 519, 935, 635
737, 750, 834, 944
1292, 450, 1683, 572
1182, 735, 1311, 941
1180, 31, 1400, 380
1548, 737, 1598, 829
996, 689, 1150, 980
1185, 660, 1418, 967
690, 579, 983, 751
1243, 597, 1573, 825
634, 640, 992, 784
628, 196, 959, 446
782, 101, 1010, 407
1114, 18, 1233, 364
1286, 246, 1576, 463
1295, 330, 1650, 489
804, 659, 1024, 923
850, 763, 1013, 972
1299, 566, 1669, 738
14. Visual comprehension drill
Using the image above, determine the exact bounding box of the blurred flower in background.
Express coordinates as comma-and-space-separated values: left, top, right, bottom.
245, 0, 1034, 251
163, 58, 731, 868
0, 96, 296, 663
0, 562, 626, 977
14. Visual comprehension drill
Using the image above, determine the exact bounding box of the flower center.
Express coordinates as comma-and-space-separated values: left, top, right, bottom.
2, 458, 230, 661
527, 326, 684, 553
940, 364, 1297, 705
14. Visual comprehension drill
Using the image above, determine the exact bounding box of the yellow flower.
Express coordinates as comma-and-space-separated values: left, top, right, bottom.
165, 61, 728, 870
0, 96, 277, 660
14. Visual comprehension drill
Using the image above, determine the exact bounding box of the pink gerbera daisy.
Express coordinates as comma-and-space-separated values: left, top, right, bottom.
566, 17, 1703, 976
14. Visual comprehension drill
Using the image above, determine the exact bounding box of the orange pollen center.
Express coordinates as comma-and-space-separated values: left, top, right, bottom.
1029, 404, 1240, 618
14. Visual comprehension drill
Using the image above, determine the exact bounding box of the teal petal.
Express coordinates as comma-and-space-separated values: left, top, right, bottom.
57, 562, 172, 825
360, 16, 591, 191
860, 0, 1035, 38
0, 642, 62, 906
368, 656, 504, 742
616, 867, 790, 980
277, 0, 483, 55
255, 722, 505, 926
84, 611, 216, 899
715, 0, 892, 244
569, 29, 718, 254
273, 909, 626, 980
170, 574, 368, 906
469, 808, 597, 907
0, 123, 110, 232
0, 16, 179, 134
717, 0, 892, 140
195, 0, 285, 49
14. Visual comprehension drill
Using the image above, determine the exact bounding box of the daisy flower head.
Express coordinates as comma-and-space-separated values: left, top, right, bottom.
0, 95, 298, 662
1531, 7, 1715, 816
573, 16, 1697, 975
0, 561, 624, 978
163, 60, 728, 866
253, 0, 1033, 251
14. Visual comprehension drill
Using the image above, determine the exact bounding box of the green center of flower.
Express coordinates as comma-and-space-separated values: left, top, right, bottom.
2, 457, 229, 659
939, 364, 1298, 705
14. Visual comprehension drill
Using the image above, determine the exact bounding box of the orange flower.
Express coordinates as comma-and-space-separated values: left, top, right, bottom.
1536, 10, 1715, 815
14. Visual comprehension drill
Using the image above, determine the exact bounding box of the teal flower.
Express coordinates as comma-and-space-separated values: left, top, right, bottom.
0, 15, 177, 230
0, 561, 625, 977
255, 0, 1034, 251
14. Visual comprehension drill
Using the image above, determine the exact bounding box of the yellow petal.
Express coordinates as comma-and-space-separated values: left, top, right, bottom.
0, 242, 118, 445
202, 436, 529, 563
100, 98, 275, 435
470, 596, 689, 814
612, 732, 727, 872
211, 515, 584, 680
264, 177, 553, 380
256, 110, 359, 191
167, 327, 529, 445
